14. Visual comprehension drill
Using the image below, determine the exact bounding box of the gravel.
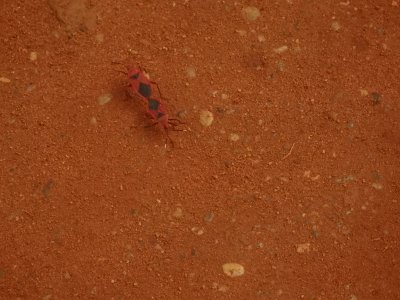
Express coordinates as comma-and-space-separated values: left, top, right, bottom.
30, 52, 38, 61
371, 92, 381, 105
98, 94, 112, 105
229, 133, 240, 142
222, 263, 245, 277
186, 66, 196, 78
331, 21, 341, 31
0, 77, 11, 83
241, 6, 261, 22
199, 110, 214, 127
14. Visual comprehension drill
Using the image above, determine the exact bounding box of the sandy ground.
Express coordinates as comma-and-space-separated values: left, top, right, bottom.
1, 0, 400, 299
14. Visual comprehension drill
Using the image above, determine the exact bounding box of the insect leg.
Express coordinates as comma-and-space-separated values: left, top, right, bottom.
168, 118, 185, 125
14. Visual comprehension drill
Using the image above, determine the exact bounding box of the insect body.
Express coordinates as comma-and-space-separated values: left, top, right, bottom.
112, 62, 160, 101
114, 62, 185, 147
145, 97, 185, 147
126, 67, 158, 100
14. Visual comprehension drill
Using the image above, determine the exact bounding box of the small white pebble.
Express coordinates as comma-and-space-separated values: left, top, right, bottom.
359, 89, 368, 96
296, 243, 310, 253
331, 21, 341, 31
191, 227, 204, 235
235, 29, 247, 36
372, 182, 383, 190
218, 285, 228, 292
25, 84, 36, 93
30, 52, 37, 61
273, 45, 288, 54
155, 244, 164, 253
222, 263, 245, 277
229, 133, 240, 142
186, 66, 196, 78
98, 94, 112, 105
173, 207, 183, 218
90, 117, 97, 125
241, 6, 261, 22
257, 34, 266, 42
221, 93, 228, 100
0, 77, 11, 83
199, 110, 214, 127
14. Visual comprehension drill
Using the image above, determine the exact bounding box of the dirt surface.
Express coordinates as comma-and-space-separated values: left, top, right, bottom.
1, 0, 400, 299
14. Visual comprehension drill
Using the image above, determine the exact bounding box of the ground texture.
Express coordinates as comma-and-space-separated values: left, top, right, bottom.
1, 0, 400, 299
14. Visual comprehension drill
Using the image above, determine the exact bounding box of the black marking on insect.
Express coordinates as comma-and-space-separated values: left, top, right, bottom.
148, 98, 160, 111
130, 72, 140, 79
138, 83, 152, 98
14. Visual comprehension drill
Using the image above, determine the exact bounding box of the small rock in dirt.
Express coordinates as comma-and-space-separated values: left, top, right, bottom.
26, 84, 36, 93
235, 29, 247, 36
64, 272, 71, 280
222, 263, 245, 277
371, 182, 383, 190
176, 110, 188, 119
241, 6, 261, 22
30, 52, 38, 61
221, 93, 229, 100
98, 94, 112, 105
296, 243, 311, 253
327, 111, 339, 123
42, 180, 54, 197
229, 133, 240, 142
347, 121, 354, 129
42, 295, 52, 300
359, 89, 368, 96
203, 212, 215, 223
276, 61, 285, 72
273, 45, 288, 54
216, 107, 225, 114
90, 117, 97, 125
191, 226, 204, 235
95, 33, 104, 43
48, 0, 97, 32
155, 244, 164, 253
350, 295, 358, 300
52, 31, 60, 38
186, 66, 196, 78
257, 34, 266, 42
370, 92, 381, 105
212, 282, 228, 292
173, 207, 183, 218
130, 208, 140, 217
90, 287, 97, 295
335, 175, 355, 184
331, 21, 341, 31
0, 77, 11, 83
199, 110, 214, 127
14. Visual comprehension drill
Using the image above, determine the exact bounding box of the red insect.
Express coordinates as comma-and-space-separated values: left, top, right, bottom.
125, 66, 159, 101
144, 97, 185, 147
115, 63, 185, 147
